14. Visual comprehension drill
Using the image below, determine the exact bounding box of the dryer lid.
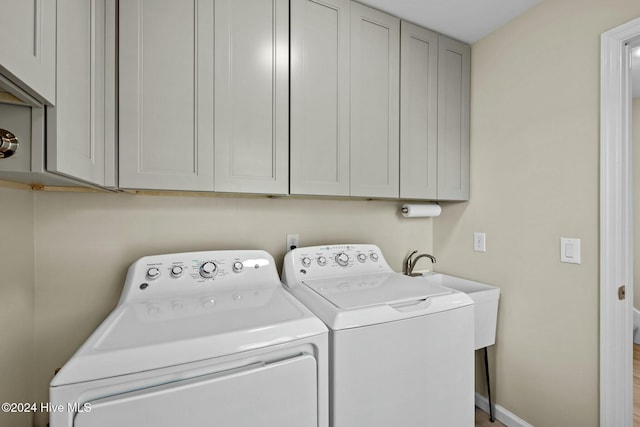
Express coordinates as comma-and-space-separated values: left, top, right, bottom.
51, 286, 327, 386
302, 273, 452, 309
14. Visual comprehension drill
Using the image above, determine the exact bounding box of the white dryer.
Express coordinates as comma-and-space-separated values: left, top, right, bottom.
50, 250, 328, 427
282, 244, 474, 427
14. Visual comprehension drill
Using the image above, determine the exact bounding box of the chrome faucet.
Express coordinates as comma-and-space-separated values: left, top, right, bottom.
404, 251, 436, 276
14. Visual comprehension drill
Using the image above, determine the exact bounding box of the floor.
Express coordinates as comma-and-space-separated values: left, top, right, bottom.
634, 344, 640, 425
475, 407, 507, 427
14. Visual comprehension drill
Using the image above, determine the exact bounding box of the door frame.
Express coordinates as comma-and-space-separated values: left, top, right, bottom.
600, 17, 640, 426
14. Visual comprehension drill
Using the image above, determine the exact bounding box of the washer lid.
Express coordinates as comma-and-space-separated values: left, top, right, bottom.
302, 272, 452, 309
51, 286, 327, 386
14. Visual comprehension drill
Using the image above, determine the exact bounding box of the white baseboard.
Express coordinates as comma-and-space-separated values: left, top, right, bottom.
475, 393, 534, 427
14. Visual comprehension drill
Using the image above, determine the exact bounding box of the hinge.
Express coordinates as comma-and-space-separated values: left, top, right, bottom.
618, 285, 626, 300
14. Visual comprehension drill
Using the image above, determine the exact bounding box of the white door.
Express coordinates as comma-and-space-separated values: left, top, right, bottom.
437, 35, 470, 201
47, 0, 114, 186
214, 0, 289, 194
399, 22, 438, 200
289, 0, 350, 196
0, 0, 55, 103
350, 2, 399, 198
118, 0, 215, 191
74, 354, 318, 427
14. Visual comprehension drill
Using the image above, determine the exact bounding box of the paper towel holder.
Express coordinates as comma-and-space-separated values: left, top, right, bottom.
401, 203, 442, 218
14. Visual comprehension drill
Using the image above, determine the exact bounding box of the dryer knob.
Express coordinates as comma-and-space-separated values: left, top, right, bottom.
147, 267, 161, 280
171, 266, 184, 277
336, 252, 349, 266
200, 262, 217, 278
370, 253, 379, 262
232, 261, 244, 273
357, 253, 367, 263
301, 257, 312, 267
317, 256, 327, 266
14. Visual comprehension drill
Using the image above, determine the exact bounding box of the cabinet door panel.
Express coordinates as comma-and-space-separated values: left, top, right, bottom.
0, 0, 55, 103
290, 0, 350, 196
119, 0, 214, 191
400, 22, 438, 200
214, 0, 288, 194
437, 35, 470, 201
47, 0, 110, 186
350, 3, 399, 198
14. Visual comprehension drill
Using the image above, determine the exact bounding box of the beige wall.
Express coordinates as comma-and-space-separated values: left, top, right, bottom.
31, 191, 431, 426
0, 187, 34, 427
434, 1, 640, 426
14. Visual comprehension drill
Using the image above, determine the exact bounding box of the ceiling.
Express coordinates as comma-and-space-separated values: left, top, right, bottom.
357, 0, 542, 44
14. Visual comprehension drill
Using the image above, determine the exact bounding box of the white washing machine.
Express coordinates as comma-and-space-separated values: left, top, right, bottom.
50, 250, 328, 427
282, 244, 474, 427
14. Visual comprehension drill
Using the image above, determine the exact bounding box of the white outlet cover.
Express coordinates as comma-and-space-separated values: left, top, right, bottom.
286, 234, 299, 252
560, 237, 581, 264
473, 232, 486, 252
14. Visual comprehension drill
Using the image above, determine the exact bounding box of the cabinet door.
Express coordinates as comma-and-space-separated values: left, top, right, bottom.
47, 0, 114, 187
290, 0, 350, 196
214, 0, 288, 194
437, 35, 470, 201
119, 0, 215, 191
0, 0, 55, 104
350, 2, 399, 198
399, 22, 438, 200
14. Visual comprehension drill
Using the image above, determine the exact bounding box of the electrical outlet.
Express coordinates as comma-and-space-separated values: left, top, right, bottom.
286, 234, 299, 252
473, 232, 486, 252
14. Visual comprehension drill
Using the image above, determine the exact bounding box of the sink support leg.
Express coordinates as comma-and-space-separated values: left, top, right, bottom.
484, 346, 495, 422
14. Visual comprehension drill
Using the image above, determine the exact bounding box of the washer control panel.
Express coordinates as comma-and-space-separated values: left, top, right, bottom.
283, 244, 392, 283
119, 250, 280, 304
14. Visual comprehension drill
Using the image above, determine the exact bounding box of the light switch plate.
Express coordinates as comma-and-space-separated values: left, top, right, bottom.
473, 232, 486, 252
561, 237, 581, 264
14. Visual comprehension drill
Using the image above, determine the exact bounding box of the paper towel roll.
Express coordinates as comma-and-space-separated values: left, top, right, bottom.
401, 204, 441, 218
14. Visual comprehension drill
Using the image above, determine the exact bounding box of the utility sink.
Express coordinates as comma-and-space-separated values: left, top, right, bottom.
415, 272, 500, 350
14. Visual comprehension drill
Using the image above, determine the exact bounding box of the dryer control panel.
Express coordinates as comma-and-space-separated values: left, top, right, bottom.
119, 250, 281, 304
282, 244, 393, 286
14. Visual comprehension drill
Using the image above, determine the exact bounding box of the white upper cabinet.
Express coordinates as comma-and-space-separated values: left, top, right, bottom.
119, 0, 287, 194
47, 0, 116, 187
437, 35, 470, 201
0, 0, 56, 104
350, 2, 400, 198
290, 0, 350, 196
119, 0, 215, 191
399, 22, 438, 200
214, 0, 289, 194
399, 26, 470, 201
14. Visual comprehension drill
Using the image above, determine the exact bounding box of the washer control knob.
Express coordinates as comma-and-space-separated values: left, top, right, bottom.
199, 261, 217, 278
232, 261, 244, 273
170, 266, 184, 278
336, 252, 349, 266
317, 256, 327, 266
370, 253, 379, 262
357, 253, 367, 263
146, 267, 161, 280
301, 257, 312, 267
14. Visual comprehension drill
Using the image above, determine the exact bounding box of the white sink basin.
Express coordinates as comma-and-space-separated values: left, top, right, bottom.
417, 272, 500, 350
